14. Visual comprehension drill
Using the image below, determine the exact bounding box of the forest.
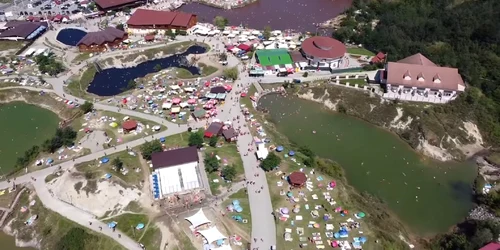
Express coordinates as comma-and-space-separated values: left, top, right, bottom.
334, 0, 500, 249
335, 0, 500, 147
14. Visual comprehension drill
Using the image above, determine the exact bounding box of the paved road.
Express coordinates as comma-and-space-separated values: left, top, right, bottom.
0, 36, 278, 249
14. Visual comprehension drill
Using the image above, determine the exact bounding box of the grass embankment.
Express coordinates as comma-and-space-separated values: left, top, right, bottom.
174, 62, 219, 79
121, 41, 201, 63
72, 52, 92, 64
0, 40, 25, 52
74, 150, 144, 189
241, 86, 411, 249
339, 78, 367, 87
347, 47, 375, 56
103, 213, 161, 250
301, 84, 472, 159
66, 66, 98, 100
8, 190, 125, 250
222, 189, 252, 235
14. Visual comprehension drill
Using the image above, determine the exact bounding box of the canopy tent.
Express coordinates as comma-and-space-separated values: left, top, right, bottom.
251, 30, 261, 35
211, 245, 232, 250
198, 227, 227, 244
185, 208, 211, 228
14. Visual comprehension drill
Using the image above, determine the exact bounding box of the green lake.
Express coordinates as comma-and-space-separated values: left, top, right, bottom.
0, 102, 60, 173
259, 94, 477, 235
0, 102, 59, 249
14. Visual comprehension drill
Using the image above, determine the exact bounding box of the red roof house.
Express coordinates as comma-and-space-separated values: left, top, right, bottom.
237, 44, 251, 51
480, 242, 500, 250
122, 120, 138, 132
301, 36, 346, 60
371, 52, 386, 64
127, 9, 197, 30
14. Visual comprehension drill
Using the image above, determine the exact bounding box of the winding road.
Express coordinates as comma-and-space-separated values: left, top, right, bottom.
0, 37, 279, 249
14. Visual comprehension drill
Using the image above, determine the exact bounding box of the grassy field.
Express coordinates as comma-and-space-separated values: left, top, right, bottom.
72, 52, 92, 64
74, 150, 144, 188
8, 190, 125, 250
65, 66, 98, 100
347, 47, 375, 56
103, 213, 161, 250
0, 40, 25, 52
339, 78, 367, 87
222, 189, 252, 235
174, 62, 219, 79
205, 140, 244, 195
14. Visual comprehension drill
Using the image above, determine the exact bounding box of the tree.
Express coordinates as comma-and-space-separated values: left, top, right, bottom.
302, 72, 309, 77
188, 132, 204, 148
213, 16, 229, 30
154, 64, 162, 72
116, 23, 124, 31
140, 140, 163, 160
209, 136, 218, 147
223, 67, 239, 80
204, 152, 219, 173
35, 53, 64, 76
165, 29, 176, 40
221, 165, 237, 181
263, 26, 272, 40
112, 157, 123, 172
80, 101, 93, 113
42, 127, 77, 153
261, 153, 281, 171
124, 80, 136, 91
219, 53, 228, 61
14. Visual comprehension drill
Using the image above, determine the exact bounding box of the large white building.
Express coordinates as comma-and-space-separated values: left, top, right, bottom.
151, 146, 201, 199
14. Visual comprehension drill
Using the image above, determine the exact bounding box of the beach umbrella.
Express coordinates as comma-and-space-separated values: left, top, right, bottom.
330, 181, 337, 188
188, 98, 197, 104
286, 191, 293, 197
136, 223, 145, 230
357, 212, 366, 218
288, 151, 295, 156
276, 146, 284, 152
240, 93, 247, 97
334, 232, 340, 239
172, 98, 181, 104
101, 157, 109, 163
232, 200, 240, 206
159, 137, 166, 143
280, 208, 289, 214
360, 237, 367, 243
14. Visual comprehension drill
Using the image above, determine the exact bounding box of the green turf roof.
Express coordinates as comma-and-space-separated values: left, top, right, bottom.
256, 49, 293, 66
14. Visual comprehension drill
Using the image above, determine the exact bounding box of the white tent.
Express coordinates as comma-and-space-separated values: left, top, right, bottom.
238, 36, 248, 42
248, 35, 257, 40
231, 30, 240, 35
289, 44, 297, 49
185, 209, 211, 228
263, 41, 273, 45
256, 44, 265, 50
284, 36, 292, 41
251, 30, 261, 35
162, 102, 172, 109
268, 37, 276, 41
227, 33, 236, 38
278, 43, 288, 49
212, 30, 221, 34
198, 227, 227, 244
222, 30, 230, 35
207, 31, 216, 36
212, 245, 232, 250
242, 31, 251, 36
288, 41, 296, 46
272, 30, 282, 35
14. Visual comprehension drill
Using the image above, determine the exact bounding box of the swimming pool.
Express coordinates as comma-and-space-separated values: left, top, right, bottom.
56, 28, 87, 46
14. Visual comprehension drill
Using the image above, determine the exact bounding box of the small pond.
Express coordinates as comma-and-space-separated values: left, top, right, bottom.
56, 28, 87, 46
87, 45, 206, 96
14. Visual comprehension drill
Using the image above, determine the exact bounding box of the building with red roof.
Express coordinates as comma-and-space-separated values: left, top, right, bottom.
127, 9, 197, 33
480, 242, 500, 250
95, 0, 144, 11
77, 27, 127, 52
371, 52, 386, 64
300, 36, 346, 68
382, 53, 465, 103
122, 120, 138, 132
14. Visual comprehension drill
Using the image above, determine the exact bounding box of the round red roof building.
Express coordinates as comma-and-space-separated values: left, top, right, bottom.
301, 36, 346, 60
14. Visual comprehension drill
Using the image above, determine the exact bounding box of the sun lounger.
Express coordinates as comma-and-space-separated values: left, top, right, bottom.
316, 245, 325, 249
307, 187, 313, 192
303, 198, 308, 202
285, 228, 292, 233
296, 215, 303, 221
315, 241, 324, 245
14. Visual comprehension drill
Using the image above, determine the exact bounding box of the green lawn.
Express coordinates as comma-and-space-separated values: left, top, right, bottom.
222, 189, 252, 235
10, 191, 125, 250
174, 62, 218, 79
0, 40, 25, 51
205, 141, 245, 194
103, 213, 161, 250
75, 150, 144, 188
72, 52, 92, 63
65, 66, 98, 100
347, 47, 375, 56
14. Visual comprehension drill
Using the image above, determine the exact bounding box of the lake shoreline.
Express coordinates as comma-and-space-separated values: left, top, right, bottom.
295, 85, 484, 163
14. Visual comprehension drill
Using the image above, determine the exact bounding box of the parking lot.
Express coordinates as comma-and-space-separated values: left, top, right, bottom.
0, 0, 93, 19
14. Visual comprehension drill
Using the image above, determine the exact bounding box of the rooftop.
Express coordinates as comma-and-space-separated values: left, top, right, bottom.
77, 27, 126, 46
151, 146, 199, 169
255, 49, 293, 66
127, 9, 177, 26
301, 36, 346, 59
0, 21, 46, 39
95, 0, 139, 9
386, 53, 465, 92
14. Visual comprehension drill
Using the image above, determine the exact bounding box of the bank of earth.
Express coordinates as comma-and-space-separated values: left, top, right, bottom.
256, 85, 477, 236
